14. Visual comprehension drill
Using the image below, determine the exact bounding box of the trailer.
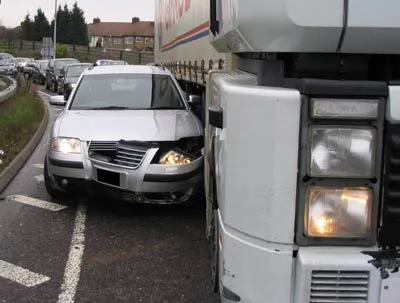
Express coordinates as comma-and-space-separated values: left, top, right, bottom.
155, 0, 400, 302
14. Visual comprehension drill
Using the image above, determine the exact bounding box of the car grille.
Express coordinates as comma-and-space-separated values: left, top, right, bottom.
380, 123, 400, 247
310, 270, 369, 303
88, 141, 149, 169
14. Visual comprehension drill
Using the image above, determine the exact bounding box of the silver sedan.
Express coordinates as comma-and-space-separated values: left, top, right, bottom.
45, 65, 204, 204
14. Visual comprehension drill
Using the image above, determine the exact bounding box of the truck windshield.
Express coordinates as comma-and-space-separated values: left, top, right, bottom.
69, 73, 186, 110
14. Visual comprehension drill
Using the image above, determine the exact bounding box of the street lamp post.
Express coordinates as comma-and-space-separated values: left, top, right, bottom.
53, 0, 57, 58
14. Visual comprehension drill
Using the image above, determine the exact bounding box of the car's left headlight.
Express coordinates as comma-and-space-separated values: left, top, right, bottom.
69, 83, 76, 88
51, 137, 81, 154
160, 150, 191, 165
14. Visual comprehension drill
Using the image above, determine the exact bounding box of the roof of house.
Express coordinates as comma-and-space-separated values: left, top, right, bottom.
88, 21, 154, 37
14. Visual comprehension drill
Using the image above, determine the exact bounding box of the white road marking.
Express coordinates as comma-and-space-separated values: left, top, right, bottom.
33, 163, 44, 169
7, 195, 67, 211
34, 174, 44, 183
57, 202, 87, 303
0, 260, 50, 287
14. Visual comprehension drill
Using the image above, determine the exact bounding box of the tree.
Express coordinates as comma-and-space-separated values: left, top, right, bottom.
20, 14, 33, 40
69, 2, 88, 45
32, 8, 51, 41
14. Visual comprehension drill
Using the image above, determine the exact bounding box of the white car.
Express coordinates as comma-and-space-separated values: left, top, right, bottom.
45, 65, 204, 204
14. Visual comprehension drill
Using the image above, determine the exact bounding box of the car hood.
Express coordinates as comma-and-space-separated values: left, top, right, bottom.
54, 109, 203, 141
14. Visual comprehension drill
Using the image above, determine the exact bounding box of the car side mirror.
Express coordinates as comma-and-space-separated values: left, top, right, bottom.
188, 95, 201, 106
49, 95, 66, 106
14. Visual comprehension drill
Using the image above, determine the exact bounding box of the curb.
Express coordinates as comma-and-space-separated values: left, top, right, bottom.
0, 95, 50, 193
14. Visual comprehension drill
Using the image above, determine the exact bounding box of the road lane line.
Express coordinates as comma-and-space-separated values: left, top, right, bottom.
0, 260, 50, 287
33, 163, 44, 169
57, 202, 87, 303
8, 195, 67, 211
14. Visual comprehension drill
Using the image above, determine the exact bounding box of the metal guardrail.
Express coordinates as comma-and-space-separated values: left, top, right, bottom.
0, 76, 17, 105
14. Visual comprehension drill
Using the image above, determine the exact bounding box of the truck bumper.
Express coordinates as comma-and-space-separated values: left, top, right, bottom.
219, 212, 397, 303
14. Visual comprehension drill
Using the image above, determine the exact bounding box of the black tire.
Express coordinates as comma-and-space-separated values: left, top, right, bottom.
44, 159, 64, 199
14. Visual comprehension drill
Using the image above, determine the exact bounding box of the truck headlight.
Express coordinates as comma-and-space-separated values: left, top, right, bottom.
305, 186, 372, 238
160, 151, 191, 165
51, 137, 81, 154
309, 127, 376, 178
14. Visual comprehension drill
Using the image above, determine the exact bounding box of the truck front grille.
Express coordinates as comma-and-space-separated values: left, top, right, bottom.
88, 141, 149, 169
310, 270, 369, 303
380, 124, 400, 247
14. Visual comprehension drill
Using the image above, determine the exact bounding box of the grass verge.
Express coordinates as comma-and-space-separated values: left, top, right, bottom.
0, 81, 44, 172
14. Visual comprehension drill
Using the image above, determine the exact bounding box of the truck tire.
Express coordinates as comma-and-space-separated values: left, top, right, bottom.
44, 159, 64, 199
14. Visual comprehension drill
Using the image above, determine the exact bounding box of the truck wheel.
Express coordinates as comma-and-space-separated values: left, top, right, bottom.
44, 159, 64, 199
210, 208, 219, 293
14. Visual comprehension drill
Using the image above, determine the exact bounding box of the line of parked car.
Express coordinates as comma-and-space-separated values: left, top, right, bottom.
0, 52, 130, 100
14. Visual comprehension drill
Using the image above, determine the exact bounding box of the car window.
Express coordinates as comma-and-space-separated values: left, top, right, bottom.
66, 65, 90, 77
55, 59, 78, 70
70, 73, 186, 110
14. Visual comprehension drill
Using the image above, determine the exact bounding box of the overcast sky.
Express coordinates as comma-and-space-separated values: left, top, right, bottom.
0, 0, 155, 27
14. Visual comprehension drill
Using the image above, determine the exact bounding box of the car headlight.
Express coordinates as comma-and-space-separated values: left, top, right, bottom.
68, 83, 76, 88
51, 137, 81, 154
160, 151, 191, 165
309, 127, 376, 178
305, 186, 372, 238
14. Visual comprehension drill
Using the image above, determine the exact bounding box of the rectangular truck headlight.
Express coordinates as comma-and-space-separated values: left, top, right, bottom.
305, 186, 373, 238
309, 126, 376, 178
311, 98, 379, 119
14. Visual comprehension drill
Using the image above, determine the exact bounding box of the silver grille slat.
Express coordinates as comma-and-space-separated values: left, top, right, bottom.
310, 270, 369, 303
88, 141, 148, 169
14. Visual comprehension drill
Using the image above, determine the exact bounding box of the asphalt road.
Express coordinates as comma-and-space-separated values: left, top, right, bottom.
0, 86, 220, 303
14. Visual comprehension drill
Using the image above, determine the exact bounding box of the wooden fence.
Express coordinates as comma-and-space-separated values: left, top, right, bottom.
0, 39, 154, 65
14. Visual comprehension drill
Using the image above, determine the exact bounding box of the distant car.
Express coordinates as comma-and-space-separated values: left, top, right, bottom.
57, 62, 91, 99
45, 58, 80, 92
45, 65, 204, 204
32, 60, 49, 85
22, 61, 38, 79
94, 59, 129, 66
0, 53, 15, 75
14, 57, 32, 72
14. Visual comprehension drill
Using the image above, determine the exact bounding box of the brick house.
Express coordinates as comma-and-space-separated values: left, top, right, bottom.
88, 17, 154, 51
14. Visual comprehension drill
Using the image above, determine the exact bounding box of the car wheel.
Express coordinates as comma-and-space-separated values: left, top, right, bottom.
44, 159, 64, 199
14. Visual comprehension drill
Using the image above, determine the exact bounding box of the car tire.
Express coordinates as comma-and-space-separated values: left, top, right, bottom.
44, 159, 64, 199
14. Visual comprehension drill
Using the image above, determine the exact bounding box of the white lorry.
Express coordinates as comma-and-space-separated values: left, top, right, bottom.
155, 0, 400, 302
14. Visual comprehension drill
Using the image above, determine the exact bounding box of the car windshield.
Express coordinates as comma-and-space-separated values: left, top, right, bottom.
16, 58, 29, 62
66, 65, 89, 77
70, 73, 186, 110
55, 60, 78, 71
39, 61, 48, 69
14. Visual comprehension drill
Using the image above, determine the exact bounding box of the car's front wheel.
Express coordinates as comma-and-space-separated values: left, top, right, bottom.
44, 159, 64, 199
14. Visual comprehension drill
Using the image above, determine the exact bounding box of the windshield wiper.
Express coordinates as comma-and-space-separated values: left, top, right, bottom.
89, 106, 134, 110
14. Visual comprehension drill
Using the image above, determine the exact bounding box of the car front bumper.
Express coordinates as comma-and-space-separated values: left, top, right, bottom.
0, 66, 15, 75
46, 143, 203, 204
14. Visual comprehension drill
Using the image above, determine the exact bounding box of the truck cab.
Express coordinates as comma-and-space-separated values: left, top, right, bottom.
155, 0, 400, 302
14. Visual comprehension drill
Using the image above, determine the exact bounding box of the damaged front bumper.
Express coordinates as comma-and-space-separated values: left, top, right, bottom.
46, 140, 203, 204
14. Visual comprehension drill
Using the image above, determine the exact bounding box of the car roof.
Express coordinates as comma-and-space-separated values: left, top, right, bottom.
84, 65, 170, 76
